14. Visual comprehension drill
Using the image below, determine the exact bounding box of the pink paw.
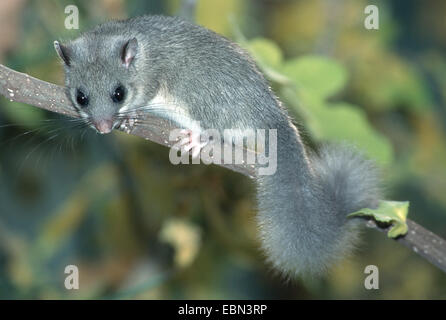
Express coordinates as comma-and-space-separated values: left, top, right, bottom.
178, 129, 207, 158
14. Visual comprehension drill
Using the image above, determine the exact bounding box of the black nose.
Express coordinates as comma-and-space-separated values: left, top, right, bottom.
94, 119, 113, 134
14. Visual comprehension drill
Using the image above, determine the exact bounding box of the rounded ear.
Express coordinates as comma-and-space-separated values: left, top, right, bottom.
54, 41, 71, 66
121, 38, 138, 68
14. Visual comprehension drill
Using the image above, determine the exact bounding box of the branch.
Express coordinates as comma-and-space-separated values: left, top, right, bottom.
0, 64, 254, 177
1, 63, 445, 273
365, 219, 446, 272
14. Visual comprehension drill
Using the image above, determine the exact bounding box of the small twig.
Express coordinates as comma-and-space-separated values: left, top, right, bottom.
1, 63, 445, 274
365, 219, 446, 273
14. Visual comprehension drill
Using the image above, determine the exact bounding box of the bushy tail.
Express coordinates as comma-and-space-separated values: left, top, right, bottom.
256, 141, 381, 278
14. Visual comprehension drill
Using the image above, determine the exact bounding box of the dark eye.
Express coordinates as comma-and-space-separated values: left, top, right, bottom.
76, 90, 89, 107
112, 85, 126, 103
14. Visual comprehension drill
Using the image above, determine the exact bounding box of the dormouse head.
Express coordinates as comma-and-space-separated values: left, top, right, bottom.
54, 36, 140, 134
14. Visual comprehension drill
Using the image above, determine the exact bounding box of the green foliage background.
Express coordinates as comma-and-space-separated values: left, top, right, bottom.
0, 0, 445, 299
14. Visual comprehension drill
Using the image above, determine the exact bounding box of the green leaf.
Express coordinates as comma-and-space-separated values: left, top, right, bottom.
348, 200, 410, 238
246, 41, 393, 165
310, 101, 393, 165
282, 87, 393, 165
246, 38, 283, 68
281, 56, 348, 98
244, 38, 290, 85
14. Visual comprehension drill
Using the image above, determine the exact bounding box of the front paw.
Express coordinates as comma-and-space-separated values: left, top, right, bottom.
178, 129, 208, 158
119, 115, 137, 134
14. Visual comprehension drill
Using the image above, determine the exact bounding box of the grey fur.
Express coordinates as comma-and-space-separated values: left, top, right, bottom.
55, 15, 382, 277
256, 142, 381, 277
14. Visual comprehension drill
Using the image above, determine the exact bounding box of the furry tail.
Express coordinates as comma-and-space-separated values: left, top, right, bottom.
256, 141, 381, 278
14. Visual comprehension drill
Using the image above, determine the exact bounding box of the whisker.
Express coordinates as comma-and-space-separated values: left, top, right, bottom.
17, 131, 62, 174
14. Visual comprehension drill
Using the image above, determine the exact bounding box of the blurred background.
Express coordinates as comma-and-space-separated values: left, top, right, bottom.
0, 0, 445, 299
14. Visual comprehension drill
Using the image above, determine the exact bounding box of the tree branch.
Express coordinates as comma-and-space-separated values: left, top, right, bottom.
365, 219, 446, 272
0, 64, 254, 177
1, 63, 445, 273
